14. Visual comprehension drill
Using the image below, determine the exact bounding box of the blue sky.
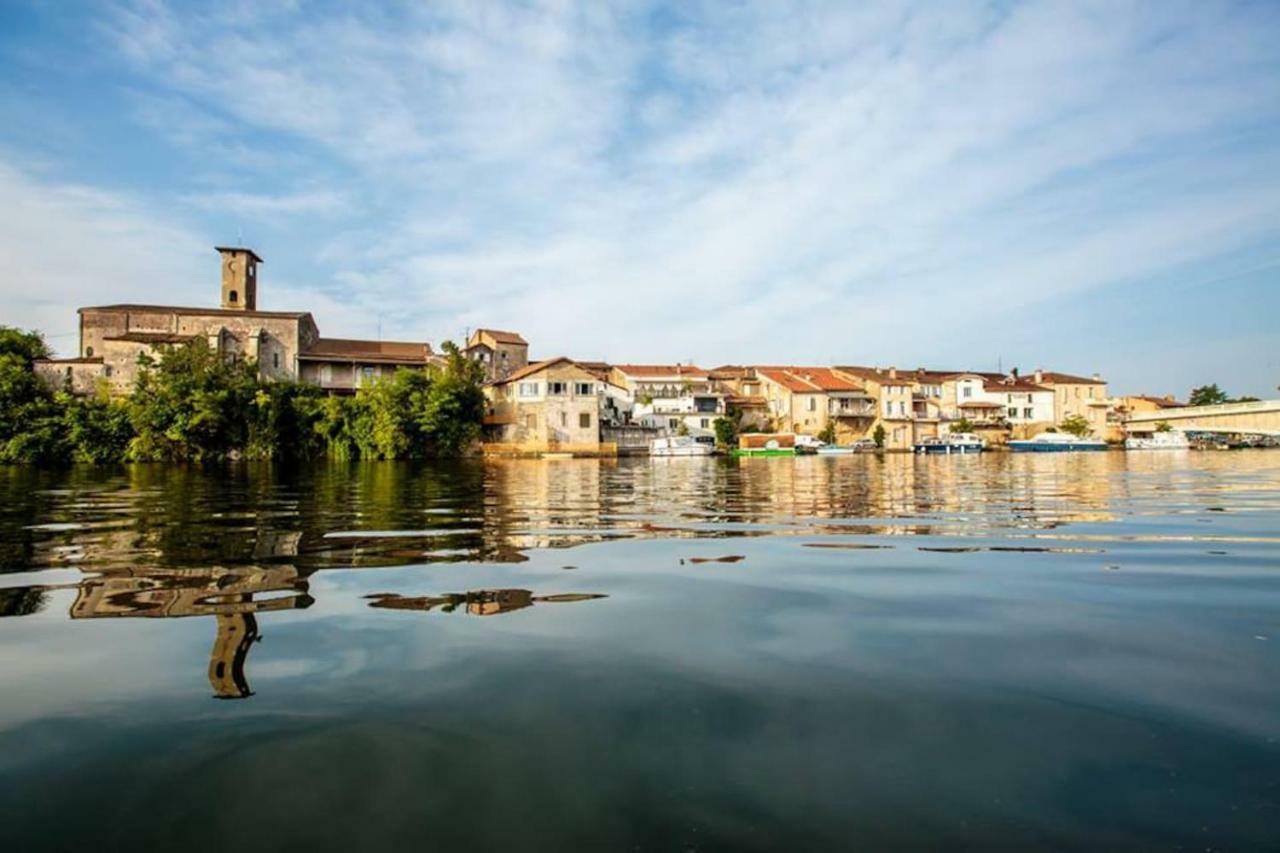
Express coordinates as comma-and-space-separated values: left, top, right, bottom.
1, 0, 1278, 397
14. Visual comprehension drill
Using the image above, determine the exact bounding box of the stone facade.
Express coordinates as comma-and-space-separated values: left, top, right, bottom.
483, 359, 605, 453
34, 246, 434, 397
466, 329, 529, 382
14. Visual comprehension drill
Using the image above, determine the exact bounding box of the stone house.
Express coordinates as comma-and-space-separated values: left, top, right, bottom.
482, 358, 606, 454
609, 364, 725, 435
754, 367, 875, 441
465, 328, 529, 382
1032, 369, 1109, 437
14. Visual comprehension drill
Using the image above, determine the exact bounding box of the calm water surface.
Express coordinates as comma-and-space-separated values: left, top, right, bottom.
1, 452, 1278, 850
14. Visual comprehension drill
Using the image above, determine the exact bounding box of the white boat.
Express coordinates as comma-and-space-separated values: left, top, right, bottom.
914, 432, 986, 454
1009, 432, 1108, 452
1125, 429, 1190, 450
815, 445, 856, 455
649, 436, 714, 457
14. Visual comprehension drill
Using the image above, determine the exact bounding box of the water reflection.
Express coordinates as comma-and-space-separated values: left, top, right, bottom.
366, 589, 607, 615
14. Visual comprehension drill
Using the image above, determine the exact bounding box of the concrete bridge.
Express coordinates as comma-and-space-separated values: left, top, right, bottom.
1125, 399, 1280, 436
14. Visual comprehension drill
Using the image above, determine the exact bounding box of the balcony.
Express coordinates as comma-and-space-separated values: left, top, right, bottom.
828, 398, 875, 418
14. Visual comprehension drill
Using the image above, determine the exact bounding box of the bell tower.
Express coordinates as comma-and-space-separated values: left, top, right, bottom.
217, 246, 262, 311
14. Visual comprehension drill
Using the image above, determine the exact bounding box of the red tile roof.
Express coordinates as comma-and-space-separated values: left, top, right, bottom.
757, 367, 862, 393
1034, 370, 1106, 385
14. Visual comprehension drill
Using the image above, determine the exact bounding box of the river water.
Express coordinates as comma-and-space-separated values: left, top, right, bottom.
1, 452, 1277, 850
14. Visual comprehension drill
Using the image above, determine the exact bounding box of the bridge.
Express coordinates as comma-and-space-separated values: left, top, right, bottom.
1124, 399, 1280, 436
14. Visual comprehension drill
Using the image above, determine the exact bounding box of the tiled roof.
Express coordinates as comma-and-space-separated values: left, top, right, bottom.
302, 338, 434, 363
833, 365, 914, 386
756, 367, 862, 393
612, 364, 708, 377
474, 328, 527, 345
80, 304, 311, 320
490, 357, 580, 385
1034, 370, 1106, 385
983, 378, 1050, 393
957, 400, 1004, 409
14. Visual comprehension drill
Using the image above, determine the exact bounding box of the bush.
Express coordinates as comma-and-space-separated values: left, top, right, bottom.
1058, 414, 1091, 438
713, 416, 739, 449
872, 424, 886, 448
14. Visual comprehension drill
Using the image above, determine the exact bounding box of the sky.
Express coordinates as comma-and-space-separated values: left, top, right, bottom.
1, 0, 1278, 397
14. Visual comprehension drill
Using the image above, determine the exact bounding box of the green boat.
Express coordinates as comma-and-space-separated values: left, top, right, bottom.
731, 447, 796, 457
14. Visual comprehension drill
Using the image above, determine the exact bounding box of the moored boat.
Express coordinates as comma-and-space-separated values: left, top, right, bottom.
649, 436, 714, 457
1009, 432, 1107, 452
1125, 429, 1190, 450
733, 433, 797, 457
914, 432, 986, 454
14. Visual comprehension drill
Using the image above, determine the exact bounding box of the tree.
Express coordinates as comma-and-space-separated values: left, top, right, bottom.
419, 341, 486, 455
0, 326, 51, 367
1155, 420, 1172, 433
126, 340, 260, 461
872, 424, 886, 448
1058, 414, 1092, 437
817, 420, 837, 444
949, 418, 975, 434
1189, 384, 1229, 407
712, 416, 739, 450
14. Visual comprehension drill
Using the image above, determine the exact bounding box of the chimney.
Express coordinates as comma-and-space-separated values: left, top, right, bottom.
1091, 373, 1101, 382
1011, 366, 1019, 380
1034, 368, 1044, 384
217, 247, 262, 311
888, 366, 897, 379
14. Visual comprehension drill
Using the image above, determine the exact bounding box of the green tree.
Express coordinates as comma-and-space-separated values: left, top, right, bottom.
0, 326, 51, 367
1155, 420, 1172, 433
1058, 413, 1092, 437
817, 421, 837, 444
712, 416, 739, 450
64, 391, 134, 463
418, 341, 486, 455
1189, 384, 1229, 407
949, 418, 975, 434
872, 424, 886, 448
127, 340, 260, 461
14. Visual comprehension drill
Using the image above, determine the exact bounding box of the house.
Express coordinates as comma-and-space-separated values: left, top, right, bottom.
1032, 369, 1109, 437
832, 366, 922, 449
482, 358, 607, 454
708, 366, 770, 430
34, 247, 436, 396
465, 328, 529, 382
609, 364, 725, 435
754, 367, 875, 441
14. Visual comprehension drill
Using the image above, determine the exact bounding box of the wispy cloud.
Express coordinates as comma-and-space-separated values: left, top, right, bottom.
1, 0, 1278, 391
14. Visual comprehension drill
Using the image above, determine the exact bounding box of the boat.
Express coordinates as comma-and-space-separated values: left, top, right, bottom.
649, 436, 714, 457
815, 445, 855, 455
1125, 429, 1190, 450
794, 435, 825, 455
1009, 432, 1108, 452
914, 432, 985, 454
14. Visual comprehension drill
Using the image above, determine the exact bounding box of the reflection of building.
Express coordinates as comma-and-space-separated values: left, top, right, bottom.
70, 565, 312, 700
365, 589, 606, 615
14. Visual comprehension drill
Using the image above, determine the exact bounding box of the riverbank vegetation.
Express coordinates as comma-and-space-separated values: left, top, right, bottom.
0, 327, 486, 464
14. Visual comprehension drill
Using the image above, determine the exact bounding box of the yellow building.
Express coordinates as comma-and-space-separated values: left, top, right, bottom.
1033, 369, 1109, 437
483, 357, 608, 454
465, 328, 529, 382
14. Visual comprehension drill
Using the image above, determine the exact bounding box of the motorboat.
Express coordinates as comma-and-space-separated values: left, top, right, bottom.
649, 435, 714, 457
915, 432, 985, 454
1125, 429, 1190, 450
794, 434, 825, 455
1009, 432, 1108, 452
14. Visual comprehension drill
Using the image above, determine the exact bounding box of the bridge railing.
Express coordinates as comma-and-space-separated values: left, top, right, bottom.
1125, 399, 1280, 423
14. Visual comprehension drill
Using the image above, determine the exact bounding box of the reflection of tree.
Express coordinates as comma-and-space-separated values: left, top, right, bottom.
0, 585, 47, 617
366, 589, 606, 616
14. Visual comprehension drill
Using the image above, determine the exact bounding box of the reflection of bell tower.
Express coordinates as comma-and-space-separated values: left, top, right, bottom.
217, 246, 262, 311
208, 612, 260, 699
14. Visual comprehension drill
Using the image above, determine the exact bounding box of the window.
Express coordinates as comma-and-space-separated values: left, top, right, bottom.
1074, 387, 1080, 398
560, 411, 567, 427
1008, 407, 1018, 419
579, 412, 592, 429
1023, 407, 1033, 419
962, 386, 972, 398
807, 397, 816, 412
548, 381, 568, 396
701, 418, 710, 429
273, 352, 280, 369
85, 346, 94, 357
104, 365, 113, 377
525, 414, 537, 429
575, 382, 593, 396
321, 364, 332, 384
1088, 387, 1095, 398
669, 418, 679, 429
1026, 394, 1032, 403
362, 366, 376, 379
228, 290, 238, 304
518, 381, 540, 397
1007, 394, 1013, 404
